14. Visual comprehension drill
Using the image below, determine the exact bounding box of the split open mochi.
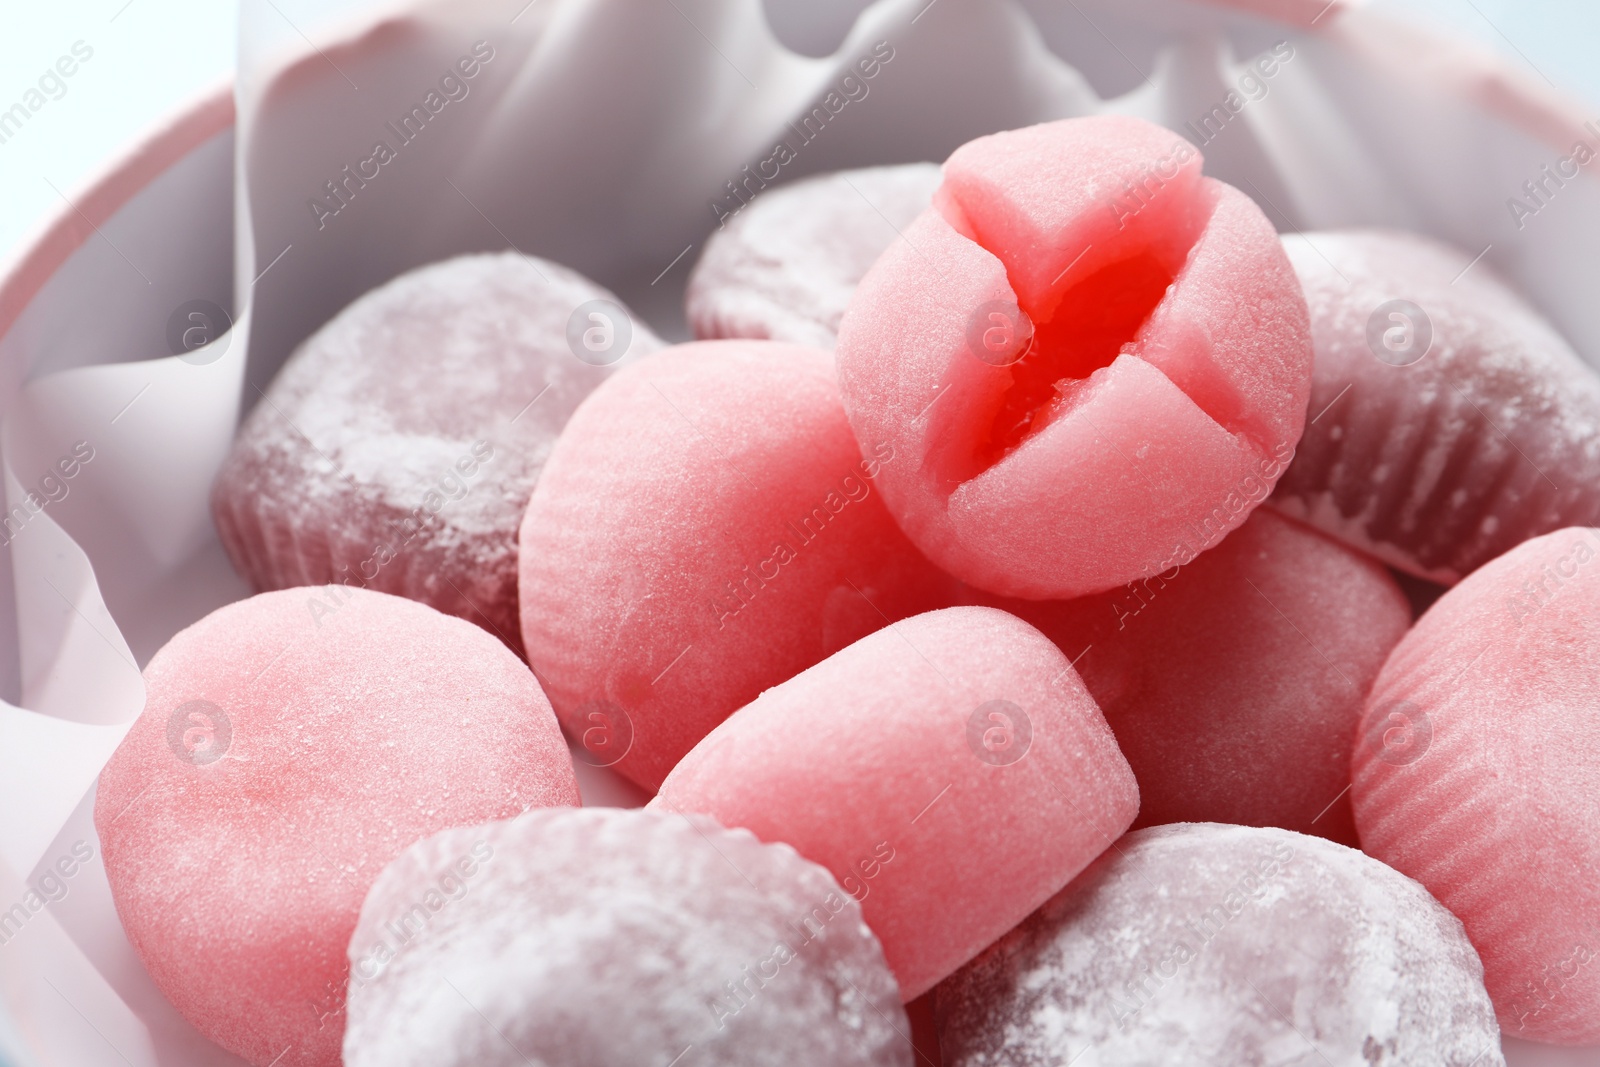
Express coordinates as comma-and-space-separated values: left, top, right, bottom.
94, 588, 578, 1067
836, 115, 1312, 599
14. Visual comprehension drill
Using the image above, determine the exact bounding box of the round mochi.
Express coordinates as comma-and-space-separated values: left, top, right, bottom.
1352, 526, 1600, 1043
651, 606, 1139, 1000
991, 507, 1410, 845
94, 587, 579, 1067
1272, 229, 1600, 584
518, 339, 954, 790
686, 162, 942, 347
835, 116, 1311, 600
935, 823, 1503, 1066
343, 808, 910, 1066
212, 252, 663, 655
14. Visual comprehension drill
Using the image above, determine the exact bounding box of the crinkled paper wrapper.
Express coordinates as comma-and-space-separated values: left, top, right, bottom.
0, 0, 1595, 1062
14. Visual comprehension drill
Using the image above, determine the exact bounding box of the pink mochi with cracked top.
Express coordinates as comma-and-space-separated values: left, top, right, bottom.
94, 587, 579, 1067
518, 339, 955, 791
836, 116, 1312, 599
1352, 526, 1600, 1044
651, 605, 1139, 1001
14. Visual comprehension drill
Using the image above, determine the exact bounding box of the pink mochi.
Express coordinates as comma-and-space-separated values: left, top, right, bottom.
650, 606, 1139, 1000
1352, 526, 1600, 1044
343, 809, 911, 1066
936, 824, 1503, 1065
686, 162, 942, 347
989, 507, 1410, 845
94, 587, 579, 1067
1271, 229, 1600, 584
836, 116, 1311, 599
213, 252, 662, 656
518, 339, 954, 791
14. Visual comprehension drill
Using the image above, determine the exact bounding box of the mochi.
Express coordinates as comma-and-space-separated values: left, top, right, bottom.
1352, 526, 1600, 1044
687, 162, 941, 347
651, 606, 1138, 1000
343, 808, 910, 1066
936, 823, 1503, 1066
212, 252, 662, 655
989, 507, 1410, 845
93, 587, 579, 1067
836, 116, 1311, 599
1272, 229, 1600, 583
518, 339, 954, 790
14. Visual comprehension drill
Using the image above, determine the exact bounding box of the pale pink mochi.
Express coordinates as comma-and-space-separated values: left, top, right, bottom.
518, 339, 954, 791
836, 116, 1311, 599
1352, 527, 1600, 1044
94, 588, 579, 1067
650, 606, 1139, 1001
212, 252, 662, 656
686, 162, 941, 347
343, 809, 910, 1066
935, 824, 1503, 1066
1272, 230, 1600, 584
986, 507, 1409, 845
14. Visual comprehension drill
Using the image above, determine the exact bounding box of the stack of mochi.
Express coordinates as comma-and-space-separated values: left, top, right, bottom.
94, 114, 1600, 1067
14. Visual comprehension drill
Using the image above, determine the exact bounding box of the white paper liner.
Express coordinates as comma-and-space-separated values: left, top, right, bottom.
1, 0, 1597, 1062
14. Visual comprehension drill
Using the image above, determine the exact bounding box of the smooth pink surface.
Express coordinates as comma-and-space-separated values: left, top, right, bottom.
343, 809, 910, 1066
213, 253, 660, 656
1352, 527, 1600, 1043
518, 339, 954, 791
990, 508, 1409, 845
94, 588, 579, 1067
836, 117, 1311, 599
1271, 229, 1600, 584
650, 606, 1139, 1001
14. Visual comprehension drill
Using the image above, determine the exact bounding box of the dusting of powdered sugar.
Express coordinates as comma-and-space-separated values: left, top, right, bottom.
1273, 230, 1600, 582
936, 823, 1503, 1066
259, 252, 660, 534
343, 808, 911, 1067
686, 162, 943, 347
212, 252, 663, 649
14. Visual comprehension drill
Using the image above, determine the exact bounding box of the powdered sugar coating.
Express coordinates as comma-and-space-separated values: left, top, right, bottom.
989, 508, 1410, 845
212, 252, 662, 654
1352, 526, 1600, 1043
652, 606, 1138, 1001
686, 163, 942, 347
1271, 230, 1600, 583
936, 823, 1503, 1066
94, 587, 579, 1067
342, 808, 910, 1067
